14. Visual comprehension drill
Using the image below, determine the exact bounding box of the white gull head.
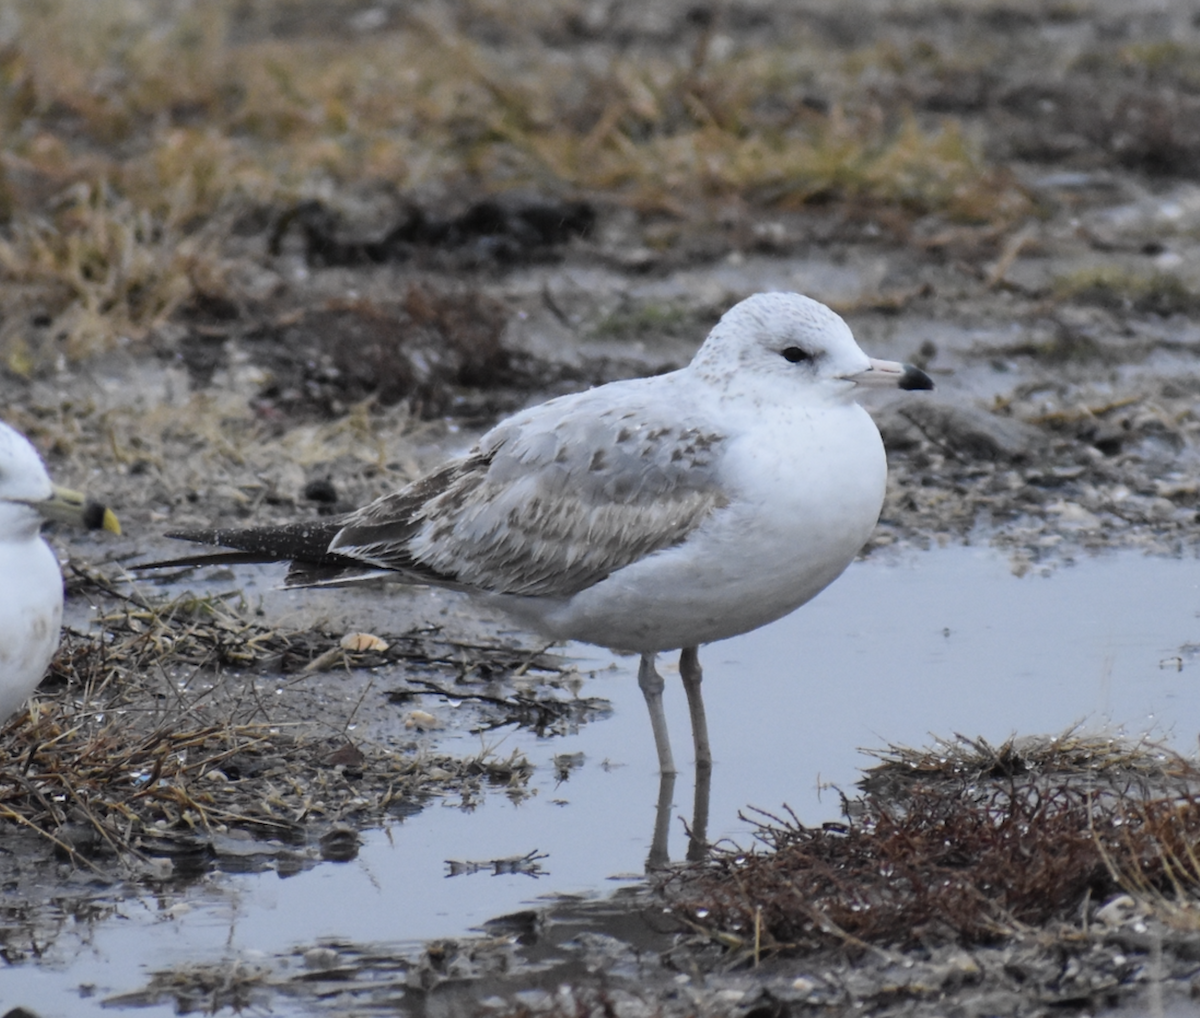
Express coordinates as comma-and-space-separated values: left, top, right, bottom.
0, 422, 54, 539
690, 291, 931, 399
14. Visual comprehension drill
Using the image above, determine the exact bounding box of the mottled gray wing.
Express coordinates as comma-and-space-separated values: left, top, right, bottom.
330, 386, 728, 598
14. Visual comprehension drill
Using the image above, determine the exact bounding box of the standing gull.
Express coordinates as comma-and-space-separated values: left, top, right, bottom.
153, 292, 932, 773
0, 421, 120, 722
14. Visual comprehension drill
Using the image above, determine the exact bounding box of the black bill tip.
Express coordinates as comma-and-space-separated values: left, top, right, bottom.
898, 364, 935, 391
81, 500, 121, 534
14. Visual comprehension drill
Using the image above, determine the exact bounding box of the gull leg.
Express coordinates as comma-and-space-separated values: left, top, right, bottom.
638, 653, 677, 776
679, 646, 712, 769
686, 751, 712, 862
680, 646, 712, 860
646, 770, 676, 871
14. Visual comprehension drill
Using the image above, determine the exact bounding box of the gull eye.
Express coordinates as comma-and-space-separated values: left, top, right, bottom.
781, 346, 812, 363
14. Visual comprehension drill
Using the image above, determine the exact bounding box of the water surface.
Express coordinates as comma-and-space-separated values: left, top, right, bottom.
6, 545, 1200, 1014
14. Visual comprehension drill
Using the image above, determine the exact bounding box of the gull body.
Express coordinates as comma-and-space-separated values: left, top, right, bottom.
0, 492, 63, 722
157, 292, 932, 773
481, 366, 886, 653
0, 422, 120, 722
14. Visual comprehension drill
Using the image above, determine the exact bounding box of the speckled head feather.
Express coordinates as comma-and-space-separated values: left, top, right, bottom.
690, 291, 868, 391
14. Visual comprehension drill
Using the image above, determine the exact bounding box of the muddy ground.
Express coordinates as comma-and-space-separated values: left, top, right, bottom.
5, 0, 1200, 1015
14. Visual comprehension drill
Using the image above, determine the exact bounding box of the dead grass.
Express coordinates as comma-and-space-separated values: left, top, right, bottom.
1074, 40, 1200, 94
664, 734, 1200, 961
0, 0, 1030, 373
0, 561, 555, 872
1053, 267, 1200, 317
101, 959, 274, 1011
4, 387, 435, 535
249, 282, 533, 420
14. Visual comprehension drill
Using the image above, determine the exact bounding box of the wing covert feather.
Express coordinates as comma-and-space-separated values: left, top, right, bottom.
331, 388, 728, 597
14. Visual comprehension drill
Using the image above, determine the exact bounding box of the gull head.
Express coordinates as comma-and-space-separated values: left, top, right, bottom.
690, 291, 933, 399
0, 421, 120, 538
0, 423, 53, 509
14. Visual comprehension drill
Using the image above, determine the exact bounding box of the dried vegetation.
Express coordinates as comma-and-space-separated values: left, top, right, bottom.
244, 281, 548, 420
1052, 267, 1200, 318
665, 734, 1200, 960
0, 561, 602, 874
0, 0, 1029, 374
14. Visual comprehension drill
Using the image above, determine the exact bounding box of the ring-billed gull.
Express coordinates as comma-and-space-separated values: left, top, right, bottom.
152, 292, 932, 773
0, 421, 120, 722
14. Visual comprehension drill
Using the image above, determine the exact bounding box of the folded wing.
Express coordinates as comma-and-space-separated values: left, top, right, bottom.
162, 387, 729, 599
334, 392, 730, 598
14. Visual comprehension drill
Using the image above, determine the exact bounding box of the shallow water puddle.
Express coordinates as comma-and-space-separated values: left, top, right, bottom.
7, 545, 1200, 1014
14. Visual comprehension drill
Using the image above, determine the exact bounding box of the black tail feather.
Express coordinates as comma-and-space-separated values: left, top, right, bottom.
135, 549, 295, 571
137, 517, 358, 572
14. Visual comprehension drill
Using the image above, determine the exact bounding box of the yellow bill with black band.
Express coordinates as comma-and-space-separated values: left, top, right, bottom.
35, 484, 121, 535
